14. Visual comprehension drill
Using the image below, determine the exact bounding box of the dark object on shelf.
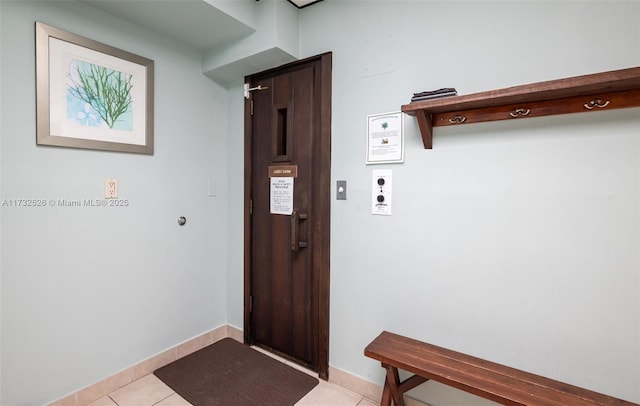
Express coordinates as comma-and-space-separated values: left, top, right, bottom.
411, 88, 457, 102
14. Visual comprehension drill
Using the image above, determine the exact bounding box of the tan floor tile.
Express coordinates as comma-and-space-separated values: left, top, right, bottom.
357, 398, 379, 406
109, 374, 174, 406
76, 368, 133, 406
155, 393, 193, 406
296, 380, 363, 406
329, 366, 383, 402
86, 396, 118, 406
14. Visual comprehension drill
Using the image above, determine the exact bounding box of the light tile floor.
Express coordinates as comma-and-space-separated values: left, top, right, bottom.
86, 374, 377, 406
86, 348, 379, 406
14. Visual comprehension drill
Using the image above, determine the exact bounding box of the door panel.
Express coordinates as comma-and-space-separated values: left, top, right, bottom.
244, 53, 331, 377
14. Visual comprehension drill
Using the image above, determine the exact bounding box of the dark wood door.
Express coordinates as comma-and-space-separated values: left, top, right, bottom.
244, 53, 331, 379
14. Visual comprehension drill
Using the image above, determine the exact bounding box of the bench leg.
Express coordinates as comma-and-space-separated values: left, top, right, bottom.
382, 364, 405, 406
381, 381, 391, 406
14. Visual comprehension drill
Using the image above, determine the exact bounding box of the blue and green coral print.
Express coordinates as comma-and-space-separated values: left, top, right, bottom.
66, 59, 133, 131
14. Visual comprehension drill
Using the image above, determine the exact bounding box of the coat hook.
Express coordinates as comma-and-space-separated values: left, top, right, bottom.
448, 115, 467, 124
584, 99, 610, 109
509, 108, 531, 118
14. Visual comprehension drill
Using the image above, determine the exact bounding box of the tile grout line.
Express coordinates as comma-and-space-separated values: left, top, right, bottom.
107, 395, 119, 406
150, 392, 178, 406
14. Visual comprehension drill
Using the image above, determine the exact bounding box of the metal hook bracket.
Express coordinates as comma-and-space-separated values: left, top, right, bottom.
244, 83, 269, 99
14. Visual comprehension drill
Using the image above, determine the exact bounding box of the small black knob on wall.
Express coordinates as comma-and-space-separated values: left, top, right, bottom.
178, 216, 187, 226
377, 178, 385, 186
377, 195, 385, 203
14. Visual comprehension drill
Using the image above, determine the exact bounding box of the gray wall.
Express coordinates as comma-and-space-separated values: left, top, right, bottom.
2, 0, 640, 405
296, 0, 639, 403
0, 2, 230, 405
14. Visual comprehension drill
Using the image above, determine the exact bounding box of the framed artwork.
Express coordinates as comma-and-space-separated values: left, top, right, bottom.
35, 22, 154, 154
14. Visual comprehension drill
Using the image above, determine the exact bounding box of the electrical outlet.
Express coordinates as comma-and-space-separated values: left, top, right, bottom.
372, 170, 392, 215
105, 179, 118, 199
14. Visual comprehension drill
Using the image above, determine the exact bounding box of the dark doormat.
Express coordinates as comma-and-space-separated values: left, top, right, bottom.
154, 338, 319, 406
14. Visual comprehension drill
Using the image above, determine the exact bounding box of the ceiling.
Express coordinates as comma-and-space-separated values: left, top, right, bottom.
81, 0, 323, 51
81, 0, 256, 51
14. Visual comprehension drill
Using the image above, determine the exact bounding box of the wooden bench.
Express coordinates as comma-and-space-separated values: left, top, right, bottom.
364, 331, 638, 406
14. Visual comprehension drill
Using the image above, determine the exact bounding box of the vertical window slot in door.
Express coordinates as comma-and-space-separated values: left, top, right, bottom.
277, 108, 288, 157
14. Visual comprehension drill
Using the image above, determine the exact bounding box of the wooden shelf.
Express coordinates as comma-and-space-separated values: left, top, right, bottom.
402, 67, 640, 149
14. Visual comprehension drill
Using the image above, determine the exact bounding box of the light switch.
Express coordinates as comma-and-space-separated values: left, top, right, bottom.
337, 180, 347, 200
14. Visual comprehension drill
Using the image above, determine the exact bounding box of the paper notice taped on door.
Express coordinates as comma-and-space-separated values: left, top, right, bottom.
270, 177, 294, 215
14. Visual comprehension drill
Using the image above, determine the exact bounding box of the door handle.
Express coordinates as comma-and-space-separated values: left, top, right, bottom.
291, 209, 308, 251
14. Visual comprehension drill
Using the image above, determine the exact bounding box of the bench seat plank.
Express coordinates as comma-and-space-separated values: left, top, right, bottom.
365, 331, 637, 406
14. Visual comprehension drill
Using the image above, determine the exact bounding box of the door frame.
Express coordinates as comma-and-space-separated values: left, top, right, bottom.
243, 52, 332, 379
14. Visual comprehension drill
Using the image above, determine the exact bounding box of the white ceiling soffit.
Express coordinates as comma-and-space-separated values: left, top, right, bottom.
80, 0, 255, 51
287, 0, 323, 8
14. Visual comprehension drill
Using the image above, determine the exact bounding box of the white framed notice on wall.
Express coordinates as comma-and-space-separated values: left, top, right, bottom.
366, 111, 404, 164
